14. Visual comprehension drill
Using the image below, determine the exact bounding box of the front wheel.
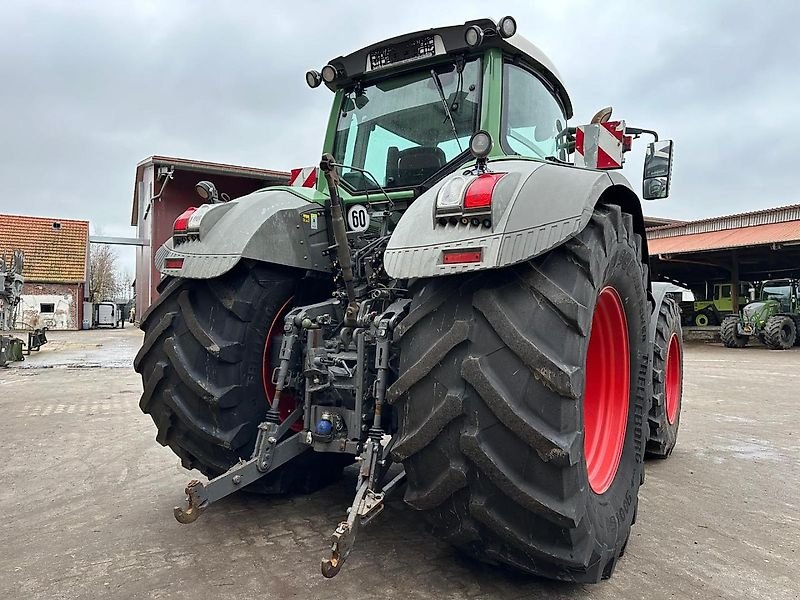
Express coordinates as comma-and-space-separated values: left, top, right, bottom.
794, 317, 800, 346
646, 297, 683, 458
764, 315, 796, 350
720, 316, 748, 348
388, 205, 649, 582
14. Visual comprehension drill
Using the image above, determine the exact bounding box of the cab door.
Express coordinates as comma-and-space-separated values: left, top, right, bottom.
716, 284, 733, 312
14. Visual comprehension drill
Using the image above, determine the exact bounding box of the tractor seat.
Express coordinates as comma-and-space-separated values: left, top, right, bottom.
387, 146, 446, 187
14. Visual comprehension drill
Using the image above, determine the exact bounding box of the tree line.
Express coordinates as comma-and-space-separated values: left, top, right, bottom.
89, 244, 132, 303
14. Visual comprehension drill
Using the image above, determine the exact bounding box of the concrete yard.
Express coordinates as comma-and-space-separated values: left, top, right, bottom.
0, 329, 797, 600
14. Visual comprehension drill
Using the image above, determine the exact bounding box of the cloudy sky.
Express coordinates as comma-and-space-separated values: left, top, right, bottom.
1, 1, 798, 274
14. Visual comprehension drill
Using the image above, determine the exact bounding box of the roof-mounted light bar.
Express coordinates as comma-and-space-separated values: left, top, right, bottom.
321, 64, 338, 84
305, 65, 346, 88
464, 25, 483, 47
305, 17, 524, 92
306, 70, 322, 88
464, 16, 516, 48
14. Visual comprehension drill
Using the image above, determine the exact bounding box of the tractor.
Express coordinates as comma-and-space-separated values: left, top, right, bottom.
680, 281, 751, 327
134, 17, 683, 583
721, 278, 800, 349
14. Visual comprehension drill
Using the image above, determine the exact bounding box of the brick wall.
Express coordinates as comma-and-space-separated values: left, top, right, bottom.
19, 282, 84, 330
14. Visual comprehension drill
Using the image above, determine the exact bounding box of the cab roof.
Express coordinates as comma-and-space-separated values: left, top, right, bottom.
322, 18, 573, 119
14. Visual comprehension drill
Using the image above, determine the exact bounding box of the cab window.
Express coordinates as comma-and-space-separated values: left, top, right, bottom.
502, 63, 567, 161
333, 58, 481, 191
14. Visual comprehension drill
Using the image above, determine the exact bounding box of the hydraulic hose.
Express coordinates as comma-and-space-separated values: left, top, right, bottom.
320, 153, 359, 324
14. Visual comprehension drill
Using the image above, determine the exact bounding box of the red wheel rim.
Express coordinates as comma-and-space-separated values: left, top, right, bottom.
665, 333, 681, 424
261, 297, 301, 431
584, 286, 630, 495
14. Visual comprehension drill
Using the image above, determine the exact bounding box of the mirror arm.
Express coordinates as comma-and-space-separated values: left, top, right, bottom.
625, 127, 659, 142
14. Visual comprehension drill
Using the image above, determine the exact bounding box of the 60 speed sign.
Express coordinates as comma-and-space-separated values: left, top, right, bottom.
346, 204, 370, 232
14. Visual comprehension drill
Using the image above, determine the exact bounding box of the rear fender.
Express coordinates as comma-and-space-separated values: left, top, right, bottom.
650, 282, 672, 347
156, 187, 332, 279
384, 159, 648, 280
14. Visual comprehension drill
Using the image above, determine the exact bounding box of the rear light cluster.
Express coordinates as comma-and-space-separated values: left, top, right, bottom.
435, 173, 504, 228
173, 205, 210, 244
173, 207, 197, 233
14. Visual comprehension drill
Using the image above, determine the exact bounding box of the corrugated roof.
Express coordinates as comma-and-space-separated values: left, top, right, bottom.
0, 214, 89, 283
648, 203, 800, 238
648, 220, 800, 255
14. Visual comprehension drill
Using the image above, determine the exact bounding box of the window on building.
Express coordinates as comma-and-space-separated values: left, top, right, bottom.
40, 303, 55, 313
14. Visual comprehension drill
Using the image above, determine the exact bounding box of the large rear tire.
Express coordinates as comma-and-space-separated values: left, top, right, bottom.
720, 316, 748, 348
763, 315, 796, 350
134, 261, 350, 494
645, 297, 683, 458
388, 205, 649, 582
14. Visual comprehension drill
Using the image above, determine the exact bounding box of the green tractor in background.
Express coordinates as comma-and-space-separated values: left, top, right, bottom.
721, 279, 800, 349
681, 281, 750, 327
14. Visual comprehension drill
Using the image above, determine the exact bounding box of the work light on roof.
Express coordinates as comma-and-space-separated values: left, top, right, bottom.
321, 64, 338, 83
498, 16, 517, 39
464, 25, 484, 47
306, 70, 322, 88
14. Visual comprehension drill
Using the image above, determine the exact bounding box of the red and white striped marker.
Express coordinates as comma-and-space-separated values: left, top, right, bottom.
575, 120, 626, 170
289, 166, 318, 188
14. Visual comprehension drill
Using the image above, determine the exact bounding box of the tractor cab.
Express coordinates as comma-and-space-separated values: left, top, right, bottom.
304, 17, 673, 202
759, 279, 796, 312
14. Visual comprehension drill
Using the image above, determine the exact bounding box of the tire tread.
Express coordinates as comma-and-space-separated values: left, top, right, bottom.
390, 204, 648, 582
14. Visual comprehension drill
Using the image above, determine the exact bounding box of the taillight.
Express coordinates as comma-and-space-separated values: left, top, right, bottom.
463, 173, 504, 210
434, 173, 504, 228
173, 207, 197, 233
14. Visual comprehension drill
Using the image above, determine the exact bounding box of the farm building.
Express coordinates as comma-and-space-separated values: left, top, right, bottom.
0, 214, 89, 330
130, 156, 289, 316
647, 203, 800, 316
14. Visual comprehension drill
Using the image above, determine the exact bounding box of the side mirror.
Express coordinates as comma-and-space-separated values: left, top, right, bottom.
749, 287, 756, 302
642, 140, 674, 200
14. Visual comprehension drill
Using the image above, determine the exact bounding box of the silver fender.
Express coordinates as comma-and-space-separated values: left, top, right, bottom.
156, 188, 331, 279
649, 282, 673, 346
384, 159, 640, 279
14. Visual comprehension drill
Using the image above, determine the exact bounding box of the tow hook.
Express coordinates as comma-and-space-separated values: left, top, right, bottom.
173, 479, 208, 524
172, 407, 306, 524
320, 439, 405, 578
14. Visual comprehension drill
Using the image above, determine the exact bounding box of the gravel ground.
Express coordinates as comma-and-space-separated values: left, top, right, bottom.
0, 328, 797, 599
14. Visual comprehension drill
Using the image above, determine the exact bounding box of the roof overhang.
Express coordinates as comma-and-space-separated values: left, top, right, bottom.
322, 18, 573, 119
647, 204, 800, 286
648, 220, 800, 255
130, 155, 290, 226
